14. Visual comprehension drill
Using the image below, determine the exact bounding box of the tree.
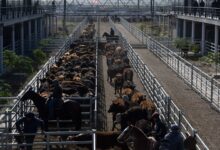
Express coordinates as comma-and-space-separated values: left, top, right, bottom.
14, 56, 34, 74
0, 80, 11, 104
174, 38, 190, 57
32, 49, 47, 66
3, 50, 19, 72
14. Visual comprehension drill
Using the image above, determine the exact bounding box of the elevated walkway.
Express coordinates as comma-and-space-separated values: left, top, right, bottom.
115, 22, 220, 150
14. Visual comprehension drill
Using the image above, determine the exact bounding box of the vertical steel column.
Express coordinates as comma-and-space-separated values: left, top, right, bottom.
176, 18, 179, 38
183, 20, 186, 38
40, 18, 43, 39
12, 24, 15, 51
63, 0, 66, 30
20, 22, 24, 55
97, 16, 100, 41
215, 25, 219, 53
28, 20, 32, 50
46, 16, 49, 37
191, 21, 195, 43
0, 24, 3, 74
35, 19, 38, 47
49, 16, 51, 35
201, 22, 205, 54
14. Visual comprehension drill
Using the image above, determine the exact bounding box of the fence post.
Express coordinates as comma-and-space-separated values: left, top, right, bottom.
178, 110, 182, 130
92, 129, 96, 150
191, 64, 194, 87
177, 56, 180, 75
166, 96, 171, 128
46, 133, 50, 150
210, 77, 214, 104
0, 132, 3, 149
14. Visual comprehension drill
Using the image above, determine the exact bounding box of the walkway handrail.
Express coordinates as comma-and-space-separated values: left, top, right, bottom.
115, 17, 209, 150
173, 6, 220, 20
0, 130, 96, 149
120, 17, 220, 112
0, 6, 45, 21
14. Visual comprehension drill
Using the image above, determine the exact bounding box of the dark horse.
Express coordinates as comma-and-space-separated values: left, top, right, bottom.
102, 32, 119, 43
20, 88, 82, 131
117, 125, 157, 150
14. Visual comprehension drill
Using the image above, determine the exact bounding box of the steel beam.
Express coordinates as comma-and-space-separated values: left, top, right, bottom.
0, 24, 3, 74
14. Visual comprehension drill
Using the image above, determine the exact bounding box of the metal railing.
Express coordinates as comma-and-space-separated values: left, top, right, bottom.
0, 130, 96, 150
173, 6, 220, 20
205, 41, 220, 52
114, 17, 209, 150
0, 6, 45, 21
0, 17, 99, 150
121, 17, 220, 111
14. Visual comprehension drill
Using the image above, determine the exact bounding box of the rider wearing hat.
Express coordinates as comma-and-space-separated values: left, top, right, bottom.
48, 80, 63, 118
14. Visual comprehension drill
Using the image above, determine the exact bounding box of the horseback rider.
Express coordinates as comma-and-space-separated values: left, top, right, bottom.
110, 28, 115, 36
48, 80, 63, 119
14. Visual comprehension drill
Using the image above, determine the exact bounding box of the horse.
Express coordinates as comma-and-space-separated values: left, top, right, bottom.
102, 32, 119, 43
115, 73, 124, 95
66, 131, 129, 150
117, 125, 157, 150
123, 68, 133, 82
20, 88, 82, 131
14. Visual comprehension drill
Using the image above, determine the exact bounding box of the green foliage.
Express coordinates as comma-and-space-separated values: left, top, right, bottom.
0, 80, 11, 104
39, 38, 51, 48
14, 56, 33, 73
174, 38, 190, 49
3, 50, 33, 74
32, 49, 47, 65
190, 43, 200, 53
139, 23, 146, 32
3, 50, 19, 72
199, 52, 220, 64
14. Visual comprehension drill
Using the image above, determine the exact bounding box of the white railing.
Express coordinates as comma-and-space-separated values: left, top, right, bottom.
110, 17, 209, 150
0, 130, 96, 150
0, 17, 98, 150
120, 17, 220, 112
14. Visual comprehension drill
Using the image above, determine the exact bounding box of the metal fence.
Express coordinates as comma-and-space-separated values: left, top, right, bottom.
0, 17, 97, 150
121, 17, 220, 111
111, 17, 209, 150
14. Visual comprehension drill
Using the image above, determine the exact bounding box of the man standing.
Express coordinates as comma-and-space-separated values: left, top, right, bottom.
163, 124, 184, 150
151, 112, 167, 141
16, 112, 44, 150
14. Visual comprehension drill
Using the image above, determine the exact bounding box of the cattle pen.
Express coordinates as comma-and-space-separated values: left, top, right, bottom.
0, 15, 215, 150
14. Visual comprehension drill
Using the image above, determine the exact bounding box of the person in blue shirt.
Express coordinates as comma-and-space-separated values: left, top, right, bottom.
163, 124, 184, 150
16, 112, 44, 150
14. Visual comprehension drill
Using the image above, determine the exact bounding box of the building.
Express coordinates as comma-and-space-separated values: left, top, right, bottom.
0, 0, 55, 74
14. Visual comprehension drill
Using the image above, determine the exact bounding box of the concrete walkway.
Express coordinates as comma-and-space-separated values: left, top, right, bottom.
115, 22, 220, 150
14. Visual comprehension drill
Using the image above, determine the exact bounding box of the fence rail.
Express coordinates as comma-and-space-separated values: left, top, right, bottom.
115, 17, 209, 150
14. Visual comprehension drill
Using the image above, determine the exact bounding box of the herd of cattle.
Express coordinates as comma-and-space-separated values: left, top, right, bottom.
39, 24, 97, 98
18, 23, 197, 150
105, 41, 157, 131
